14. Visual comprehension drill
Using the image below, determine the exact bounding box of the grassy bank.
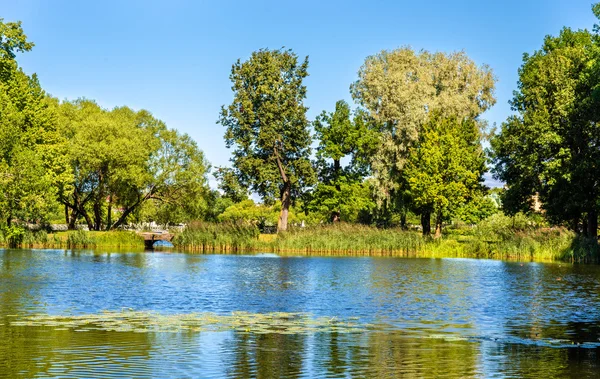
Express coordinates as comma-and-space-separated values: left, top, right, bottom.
172, 220, 599, 263
0, 229, 145, 249
1, 219, 597, 263
172, 221, 261, 252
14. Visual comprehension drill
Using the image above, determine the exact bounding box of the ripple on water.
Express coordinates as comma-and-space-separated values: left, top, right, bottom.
0, 250, 600, 377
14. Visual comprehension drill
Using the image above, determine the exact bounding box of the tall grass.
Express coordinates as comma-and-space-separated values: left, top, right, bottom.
271, 224, 424, 255
0, 228, 144, 249
172, 221, 260, 252
436, 213, 598, 262
66, 230, 144, 248
173, 219, 598, 262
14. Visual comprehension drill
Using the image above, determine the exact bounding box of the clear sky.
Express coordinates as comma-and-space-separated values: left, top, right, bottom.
2, 0, 598, 187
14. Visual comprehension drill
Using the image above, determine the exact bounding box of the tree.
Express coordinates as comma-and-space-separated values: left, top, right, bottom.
490, 5, 600, 238
214, 167, 248, 203
351, 47, 496, 234
58, 99, 210, 230
0, 19, 69, 226
405, 115, 486, 237
307, 100, 378, 222
219, 48, 315, 231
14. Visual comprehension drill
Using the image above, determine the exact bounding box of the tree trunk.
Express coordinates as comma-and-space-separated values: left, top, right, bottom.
273, 146, 291, 232
93, 197, 102, 231
400, 212, 407, 230
64, 204, 69, 225
330, 211, 341, 223
434, 212, 443, 238
278, 181, 291, 232
80, 208, 94, 231
68, 208, 79, 230
106, 195, 112, 231
570, 217, 580, 235
333, 159, 341, 192
421, 211, 431, 237
588, 208, 598, 240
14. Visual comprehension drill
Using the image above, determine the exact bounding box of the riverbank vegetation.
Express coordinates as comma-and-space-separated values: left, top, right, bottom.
2, 6, 600, 262
170, 217, 597, 262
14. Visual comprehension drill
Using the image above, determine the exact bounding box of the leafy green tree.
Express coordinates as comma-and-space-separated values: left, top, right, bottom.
0, 19, 69, 226
214, 167, 248, 203
405, 115, 486, 237
351, 47, 495, 233
59, 99, 210, 229
219, 48, 315, 231
307, 100, 378, 222
114, 125, 210, 228
218, 199, 278, 227
490, 5, 600, 237
454, 194, 499, 225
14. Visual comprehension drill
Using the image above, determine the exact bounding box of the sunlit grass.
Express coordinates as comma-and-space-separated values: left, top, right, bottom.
173, 222, 598, 262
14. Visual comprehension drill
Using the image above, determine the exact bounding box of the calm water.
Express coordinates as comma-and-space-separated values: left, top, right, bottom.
1, 249, 599, 378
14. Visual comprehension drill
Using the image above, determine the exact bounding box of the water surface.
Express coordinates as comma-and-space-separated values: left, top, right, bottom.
1, 249, 599, 378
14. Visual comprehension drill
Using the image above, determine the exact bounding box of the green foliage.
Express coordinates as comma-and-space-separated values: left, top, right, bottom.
0, 19, 67, 226
306, 100, 378, 222
490, 9, 600, 236
214, 167, 248, 203
58, 99, 210, 230
351, 47, 496, 211
472, 212, 542, 241
453, 194, 499, 225
405, 115, 487, 235
0, 19, 34, 59
216, 199, 318, 228
219, 48, 315, 231
0, 225, 52, 247
218, 199, 279, 227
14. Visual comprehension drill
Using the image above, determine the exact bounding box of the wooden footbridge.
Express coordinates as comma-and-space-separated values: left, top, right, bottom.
138, 232, 174, 249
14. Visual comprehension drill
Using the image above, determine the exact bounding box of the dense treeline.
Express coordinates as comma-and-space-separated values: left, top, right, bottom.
2, 4, 600, 247
0, 19, 211, 233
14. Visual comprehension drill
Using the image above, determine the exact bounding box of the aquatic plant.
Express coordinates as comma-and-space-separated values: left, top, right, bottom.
173, 221, 260, 252
10, 310, 370, 334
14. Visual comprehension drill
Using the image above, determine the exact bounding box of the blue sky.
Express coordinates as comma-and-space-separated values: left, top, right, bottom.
3, 0, 598, 187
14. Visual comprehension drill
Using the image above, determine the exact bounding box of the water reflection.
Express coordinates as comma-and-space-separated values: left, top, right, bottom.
2, 326, 598, 378
0, 249, 600, 377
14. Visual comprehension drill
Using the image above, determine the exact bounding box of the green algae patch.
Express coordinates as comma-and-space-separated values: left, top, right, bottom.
10, 310, 371, 334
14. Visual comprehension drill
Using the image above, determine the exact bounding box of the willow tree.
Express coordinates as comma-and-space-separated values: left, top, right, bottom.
351, 48, 495, 235
58, 99, 210, 230
219, 48, 315, 231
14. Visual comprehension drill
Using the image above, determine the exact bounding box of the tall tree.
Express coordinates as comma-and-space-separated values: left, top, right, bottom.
405, 114, 486, 237
491, 5, 600, 238
308, 100, 378, 222
219, 48, 315, 231
351, 48, 495, 234
0, 19, 69, 226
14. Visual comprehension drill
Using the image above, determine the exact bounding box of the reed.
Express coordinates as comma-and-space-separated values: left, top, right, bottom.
271, 224, 424, 255
65, 230, 144, 248
173, 221, 598, 262
0, 228, 144, 249
172, 221, 260, 252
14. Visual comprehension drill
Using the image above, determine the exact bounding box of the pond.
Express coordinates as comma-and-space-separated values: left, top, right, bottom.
0, 249, 599, 378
